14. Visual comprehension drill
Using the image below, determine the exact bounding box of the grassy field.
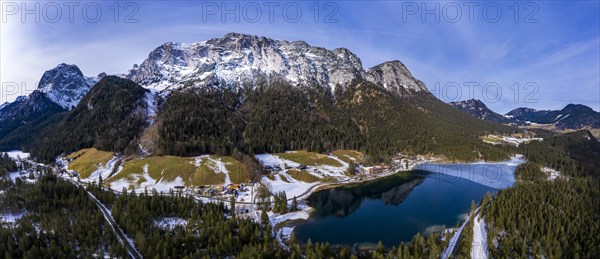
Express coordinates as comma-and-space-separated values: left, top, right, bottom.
332, 150, 364, 164
107, 155, 250, 188
67, 148, 115, 178
110, 156, 197, 185
218, 156, 250, 184
286, 169, 320, 183
480, 135, 503, 143
590, 129, 600, 139
276, 151, 343, 167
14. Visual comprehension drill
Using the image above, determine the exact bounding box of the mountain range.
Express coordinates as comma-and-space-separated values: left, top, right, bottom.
450, 99, 600, 130
0, 33, 525, 163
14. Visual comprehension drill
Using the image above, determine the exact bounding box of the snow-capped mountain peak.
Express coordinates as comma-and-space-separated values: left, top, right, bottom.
126, 33, 365, 92
37, 63, 98, 110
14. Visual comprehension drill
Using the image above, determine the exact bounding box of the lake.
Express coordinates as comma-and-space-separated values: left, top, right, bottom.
293, 160, 521, 248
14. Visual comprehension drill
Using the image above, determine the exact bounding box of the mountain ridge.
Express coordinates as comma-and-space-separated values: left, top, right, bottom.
450, 99, 600, 129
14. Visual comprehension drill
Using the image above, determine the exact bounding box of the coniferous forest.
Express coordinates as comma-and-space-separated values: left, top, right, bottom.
484, 179, 600, 258
155, 78, 516, 163
0, 175, 128, 258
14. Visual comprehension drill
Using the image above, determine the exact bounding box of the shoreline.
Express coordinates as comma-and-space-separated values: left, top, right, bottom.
273, 155, 524, 245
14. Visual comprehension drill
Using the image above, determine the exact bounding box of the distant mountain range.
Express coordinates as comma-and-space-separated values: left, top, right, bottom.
450, 99, 600, 129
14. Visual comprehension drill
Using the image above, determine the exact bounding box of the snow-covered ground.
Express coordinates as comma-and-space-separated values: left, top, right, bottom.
482, 135, 543, 147
279, 227, 295, 239
267, 174, 318, 199
144, 92, 158, 125
153, 217, 188, 230
471, 215, 488, 259
196, 155, 232, 186
255, 152, 350, 179
4, 150, 30, 160
109, 165, 186, 193
255, 152, 351, 198
541, 167, 562, 181
442, 208, 481, 259
7, 171, 37, 184
87, 155, 122, 182
268, 203, 311, 245
269, 206, 310, 226
442, 215, 469, 259
0, 211, 26, 224
416, 155, 525, 189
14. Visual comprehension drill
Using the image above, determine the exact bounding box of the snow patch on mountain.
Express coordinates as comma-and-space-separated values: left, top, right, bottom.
144, 92, 158, 125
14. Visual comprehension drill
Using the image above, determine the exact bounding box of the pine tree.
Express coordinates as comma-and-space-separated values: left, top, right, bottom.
291, 196, 298, 212
261, 208, 269, 227
230, 196, 236, 218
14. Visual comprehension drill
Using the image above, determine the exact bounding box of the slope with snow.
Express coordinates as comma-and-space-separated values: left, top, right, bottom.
255, 152, 352, 198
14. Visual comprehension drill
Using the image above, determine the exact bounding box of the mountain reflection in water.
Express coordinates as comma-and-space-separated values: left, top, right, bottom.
307, 173, 425, 218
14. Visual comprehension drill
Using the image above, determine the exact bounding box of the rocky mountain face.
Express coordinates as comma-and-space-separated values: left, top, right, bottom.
365, 61, 428, 95
0, 64, 99, 149
449, 99, 515, 125
125, 33, 426, 96
126, 32, 364, 92
36, 63, 99, 110
0, 63, 98, 122
505, 108, 552, 123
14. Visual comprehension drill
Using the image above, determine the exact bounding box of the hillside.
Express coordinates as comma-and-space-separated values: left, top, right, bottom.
516, 130, 600, 178
30, 76, 150, 162
449, 99, 515, 125
507, 104, 600, 129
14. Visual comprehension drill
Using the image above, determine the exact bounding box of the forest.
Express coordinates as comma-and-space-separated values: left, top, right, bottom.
156, 78, 516, 164
484, 179, 600, 258
517, 130, 600, 178
0, 174, 128, 258
0, 153, 17, 177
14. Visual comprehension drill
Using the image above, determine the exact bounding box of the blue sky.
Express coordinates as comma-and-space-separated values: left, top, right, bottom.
1, 0, 598, 113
